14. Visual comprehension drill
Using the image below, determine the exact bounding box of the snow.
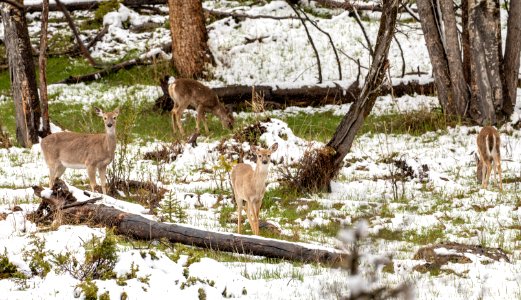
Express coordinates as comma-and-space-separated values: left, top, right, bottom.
0, 1, 521, 299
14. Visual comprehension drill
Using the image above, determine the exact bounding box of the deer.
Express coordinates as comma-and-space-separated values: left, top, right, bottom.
231, 143, 278, 235
40, 107, 120, 195
167, 77, 234, 135
475, 126, 502, 191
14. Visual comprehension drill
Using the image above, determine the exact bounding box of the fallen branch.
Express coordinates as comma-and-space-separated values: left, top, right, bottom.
24, 0, 166, 13
205, 8, 298, 20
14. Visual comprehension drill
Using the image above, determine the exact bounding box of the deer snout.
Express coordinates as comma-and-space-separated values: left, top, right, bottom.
262, 159, 268, 164
107, 123, 113, 128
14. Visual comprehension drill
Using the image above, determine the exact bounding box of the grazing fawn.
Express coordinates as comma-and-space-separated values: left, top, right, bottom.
231, 143, 278, 235
476, 126, 502, 191
168, 77, 234, 135
40, 107, 120, 194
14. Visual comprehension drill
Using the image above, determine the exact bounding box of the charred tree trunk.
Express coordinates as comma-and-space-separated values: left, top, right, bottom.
39, 0, 51, 138
1, 2, 41, 147
167, 0, 210, 78
291, 0, 400, 193
503, 0, 521, 115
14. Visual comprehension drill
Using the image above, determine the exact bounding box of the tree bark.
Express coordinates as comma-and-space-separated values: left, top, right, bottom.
1, 2, 41, 147
417, 0, 453, 114
167, 0, 209, 78
39, 0, 51, 138
503, 0, 521, 115
439, 0, 469, 115
32, 186, 346, 265
467, 0, 504, 124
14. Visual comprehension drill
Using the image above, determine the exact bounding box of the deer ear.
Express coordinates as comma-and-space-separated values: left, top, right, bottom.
113, 107, 120, 117
251, 145, 258, 153
94, 107, 103, 117
270, 143, 278, 152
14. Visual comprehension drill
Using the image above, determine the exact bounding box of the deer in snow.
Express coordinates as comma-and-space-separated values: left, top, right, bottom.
475, 126, 502, 191
40, 107, 120, 194
231, 143, 278, 235
167, 77, 234, 135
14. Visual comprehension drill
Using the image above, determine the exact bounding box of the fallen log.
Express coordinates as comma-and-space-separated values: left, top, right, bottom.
155, 78, 436, 111
32, 185, 346, 265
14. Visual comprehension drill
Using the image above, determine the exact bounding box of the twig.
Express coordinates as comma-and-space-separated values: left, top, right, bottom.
352, 4, 374, 58
288, 2, 322, 83
55, 0, 100, 67
86, 25, 109, 50
402, 3, 420, 22
393, 36, 406, 77
295, 5, 342, 80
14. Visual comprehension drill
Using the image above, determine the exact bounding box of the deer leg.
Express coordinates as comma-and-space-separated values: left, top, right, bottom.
87, 166, 97, 193
494, 157, 503, 191
195, 106, 204, 134
246, 201, 257, 235
485, 160, 492, 188
236, 196, 243, 234
171, 108, 177, 134
48, 165, 57, 188
481, 160, 488, 189
175, 105, 188, 135
99, 167, 107, 195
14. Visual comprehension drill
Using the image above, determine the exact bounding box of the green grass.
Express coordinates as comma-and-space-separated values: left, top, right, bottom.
283, 111, 342, 143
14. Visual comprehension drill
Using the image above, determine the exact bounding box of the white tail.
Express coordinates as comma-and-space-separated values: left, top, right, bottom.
476, 126, 502, 191
40, 107, 120, 194
231, 143, 278, 235
168, 78, 234, 135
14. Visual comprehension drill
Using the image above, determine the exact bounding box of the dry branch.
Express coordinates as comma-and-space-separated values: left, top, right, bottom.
55, 0, 99, 67
31, 185, 346, 265
39, 0, 51, 138
24, 0, 166, 13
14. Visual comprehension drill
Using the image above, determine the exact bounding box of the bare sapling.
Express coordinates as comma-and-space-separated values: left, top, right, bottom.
231, 143, 278, 235
168, 77, 234, 135
476, 126, 502, 191
40, 107, 120, 194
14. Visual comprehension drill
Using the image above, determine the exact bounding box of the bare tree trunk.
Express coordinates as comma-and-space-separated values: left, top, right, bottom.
291, 0, 401, 193
416, 0, 454, 114
503, 0, 521, 115
439, 0, 469, 115
39, 0, 51, 138
1, 2, 41, 147
167, 0, 209, 78
467, 0, 504, 124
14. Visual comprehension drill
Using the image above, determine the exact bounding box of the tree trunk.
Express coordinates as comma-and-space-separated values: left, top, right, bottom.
439, 0, 469, 115
291, 0, 400, 193
503, 0, 521, 115
418, 0, 518, 125
167, 0, 209, 78
416, 0, 454, 114
1, 2, 41, 147
39, 0, 51, 138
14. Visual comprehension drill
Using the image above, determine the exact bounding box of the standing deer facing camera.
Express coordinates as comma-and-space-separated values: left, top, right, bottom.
231, 143, 278, 235
476, 126, 502, 191
168, 77, 234, 135
40, 107, 120, 194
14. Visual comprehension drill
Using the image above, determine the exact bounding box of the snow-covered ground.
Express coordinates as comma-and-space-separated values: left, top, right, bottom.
0, 1, 520, 299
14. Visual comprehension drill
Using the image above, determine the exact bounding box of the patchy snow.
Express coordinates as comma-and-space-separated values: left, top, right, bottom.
0, 1, 521, 299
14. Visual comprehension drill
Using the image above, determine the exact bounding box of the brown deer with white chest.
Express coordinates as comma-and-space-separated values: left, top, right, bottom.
168, 77, 234, 135
40, 107, 120, 194
475, 126, 502, 191
231, 143, 278, 235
